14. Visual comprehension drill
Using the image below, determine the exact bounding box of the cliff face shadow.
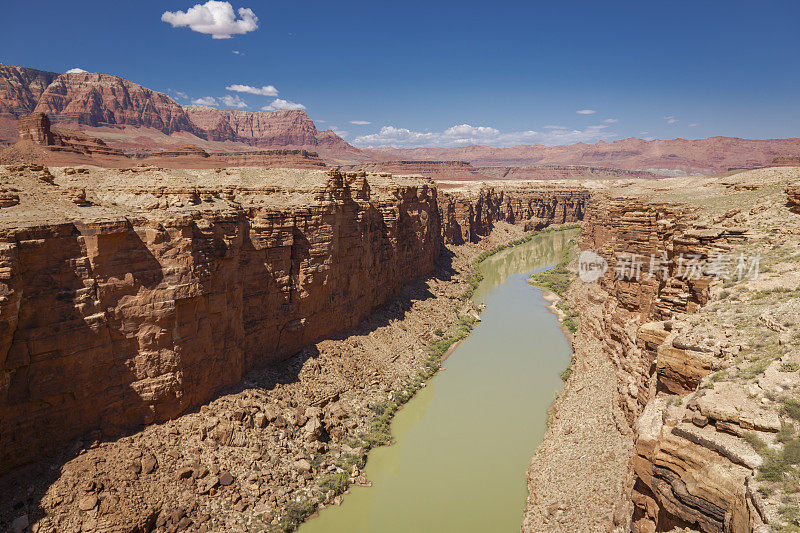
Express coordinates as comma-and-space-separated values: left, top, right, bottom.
0, 220, 171, 529
0, 217, 455, 530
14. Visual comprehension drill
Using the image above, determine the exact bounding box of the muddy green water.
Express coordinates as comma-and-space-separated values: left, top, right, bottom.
299, 229, 579, 533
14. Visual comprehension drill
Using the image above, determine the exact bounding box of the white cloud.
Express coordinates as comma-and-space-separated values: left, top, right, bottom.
604, 118, 619, 123
219, 94, 248, 108
349, 120, 371, 125
353, 123, 615, 148
192, 96, 218, 106
331, 126, 349, 138
161, 1, 258, 39
232, 50, 243, 55
689, 122, 700, 127
226, 84, 278, 96
665, 115, 678, 124
543, 125, 567, 130
66, 68, 88, 74
576, 109, 596, 115
261, 98, 305, 111
168, 89, 189, 100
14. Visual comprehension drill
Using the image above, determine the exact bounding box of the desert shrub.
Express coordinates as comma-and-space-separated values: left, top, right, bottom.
785, 399, 800, 421
778, 423, 797, 444
319, 472, 349, 496
743, 432, 770, 456
779, 362, 800, 373
758, 456, 789, 482
784, 439, 800, 465
281, 500, 318, 531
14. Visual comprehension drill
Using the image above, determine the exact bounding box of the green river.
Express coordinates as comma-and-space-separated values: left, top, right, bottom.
299, 228, 579, 533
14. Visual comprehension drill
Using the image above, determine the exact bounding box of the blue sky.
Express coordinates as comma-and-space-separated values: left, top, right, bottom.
2, 0, 799, 147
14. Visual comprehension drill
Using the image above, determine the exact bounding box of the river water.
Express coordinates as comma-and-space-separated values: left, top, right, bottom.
299, 228, 579, 533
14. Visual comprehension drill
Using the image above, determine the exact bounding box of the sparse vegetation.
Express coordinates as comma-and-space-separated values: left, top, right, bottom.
281, 499, 318, 531
461, 225, 579, 300
743, 431, 770, 456
528, 238, 578, 297
785, 399, 800, 421
560, 356, 574, 381
319, 471, 350, 496
779, 362, 800, 373
528, 238, 581, 337
361, 314, 478, 449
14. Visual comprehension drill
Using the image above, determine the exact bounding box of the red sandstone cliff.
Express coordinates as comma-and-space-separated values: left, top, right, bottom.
183, 106, 344, 148
32, 72, 199, 135
0, 64, 361, 162
1, 113, 331, 169
0, 167, 440, 474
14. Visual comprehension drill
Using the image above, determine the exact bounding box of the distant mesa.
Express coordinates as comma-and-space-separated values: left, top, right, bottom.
1, 112, 326, 169
0, 63, 363, 164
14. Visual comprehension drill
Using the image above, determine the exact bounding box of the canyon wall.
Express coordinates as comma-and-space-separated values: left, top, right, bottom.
438, 185, 589, 244
578, 196, 764, 532
0, 167, 440, 474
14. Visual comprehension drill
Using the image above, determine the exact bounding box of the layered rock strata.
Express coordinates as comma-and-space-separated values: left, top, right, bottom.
574, 196, 767, 532
437, 184, 588, 244
0, 167, 441, 474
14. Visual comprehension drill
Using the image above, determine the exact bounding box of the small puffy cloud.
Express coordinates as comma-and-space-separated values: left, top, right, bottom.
192, 96, 218, 106
66, 68, 88, 74
261, 98, 305, 111
354, 123, 615, 148
161, 1, 258, 39
219, 94, 248, 108
665, 115, 678, 124
543, 125, 567, 130
167, 89, 189, 100
689, 122, 699, 127
349, 120, 371, 125
232, 50, 243, 55
576, 109, 596, 115
330, 126, 349, 137
604, 118, 619, 123
226, 84, 278, 96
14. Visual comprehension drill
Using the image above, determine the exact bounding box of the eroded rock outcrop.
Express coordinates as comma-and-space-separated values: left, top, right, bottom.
16, 112, 125, 158
787, 181, 800, 208
576, 196, 767, 532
